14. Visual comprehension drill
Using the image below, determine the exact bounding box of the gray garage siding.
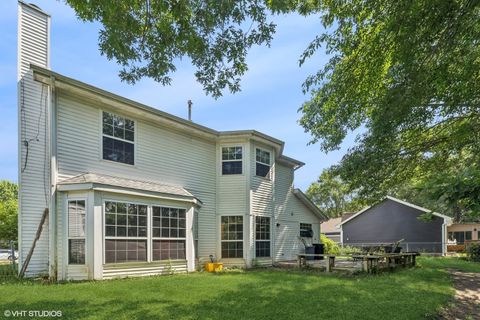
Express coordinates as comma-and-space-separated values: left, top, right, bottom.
342, 199, 444, 253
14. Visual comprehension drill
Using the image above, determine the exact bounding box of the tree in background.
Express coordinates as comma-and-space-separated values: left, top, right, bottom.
306, 169, 364, 218
0, 181, 18, 242
64, 1, 480, 219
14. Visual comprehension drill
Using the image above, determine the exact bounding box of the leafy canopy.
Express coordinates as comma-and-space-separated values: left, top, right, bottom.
0, 181, 18, 241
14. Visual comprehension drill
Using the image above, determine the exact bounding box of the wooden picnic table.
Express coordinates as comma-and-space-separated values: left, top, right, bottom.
297, 252, 419, 273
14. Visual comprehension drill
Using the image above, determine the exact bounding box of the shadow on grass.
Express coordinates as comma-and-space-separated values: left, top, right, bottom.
0, 266, 453, 320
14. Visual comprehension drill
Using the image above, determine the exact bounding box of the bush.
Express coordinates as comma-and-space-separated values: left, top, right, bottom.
320, 234, 340, 254
467, 243, 480, 262
339, 245, 362, 255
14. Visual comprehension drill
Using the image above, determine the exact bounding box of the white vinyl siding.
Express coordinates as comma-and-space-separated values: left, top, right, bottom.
55, 93, 217, 260
17, 2, 51, 276
274, 164, 321, 261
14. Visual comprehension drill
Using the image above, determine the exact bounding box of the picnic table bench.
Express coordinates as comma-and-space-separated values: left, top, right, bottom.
297, 252, 419, 273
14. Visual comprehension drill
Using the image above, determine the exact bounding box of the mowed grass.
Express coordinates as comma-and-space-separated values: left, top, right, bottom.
0, 257, 476, 320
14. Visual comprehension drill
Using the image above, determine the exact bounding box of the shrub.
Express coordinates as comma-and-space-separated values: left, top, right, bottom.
339, 245, 362, 255
467, 243, 480, 262
320, 234, 340, 254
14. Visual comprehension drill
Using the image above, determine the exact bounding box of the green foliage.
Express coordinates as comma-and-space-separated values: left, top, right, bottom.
64, 0, 276, 98
417, 212, 435, 223
467, 243, 480, 262
338, 245, 361, 255
306, 168, 365, 218
297, 0, 480, 220
0, 181, 18, 241
320, 234, 339, 254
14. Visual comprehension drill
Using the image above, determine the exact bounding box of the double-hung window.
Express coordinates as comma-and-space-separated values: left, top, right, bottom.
221, 216, 243, 258
104, 201, 147, 263
255, 216, 270, 257
102, 111, 135, 165
222, 146, 242, 175
300, 223, 313, 237
255, 148, 271, 178
68, 200, 86, 264
152, 207, 187, 260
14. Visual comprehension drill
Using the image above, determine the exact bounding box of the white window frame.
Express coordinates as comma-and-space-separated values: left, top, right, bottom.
220, 215, 244, 259
100, 110, 136, 166
255, 148, 271, 179
300, 223, 313, 238
103, 200, 149, 264
151, 205, 188, 261
221, 145, 243, 175
255, 216, 271, 258
67, 198, 87, 265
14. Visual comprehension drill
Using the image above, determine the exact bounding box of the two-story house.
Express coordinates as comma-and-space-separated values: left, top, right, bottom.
17, 1, 325, 280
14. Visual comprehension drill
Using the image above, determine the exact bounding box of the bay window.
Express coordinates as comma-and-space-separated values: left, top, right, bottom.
221, 216, 243, 258
152, 206, 187, 260
104, 201, 147, 263
222, 146, 243, 175
68, 199, 86, 264
255, 148, 271, 178
255, 216, 270, 258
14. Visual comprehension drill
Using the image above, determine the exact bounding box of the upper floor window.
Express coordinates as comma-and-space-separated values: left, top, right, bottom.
222, 146, 242, 175
255, 148, 271, 178
102, 111, 135, 165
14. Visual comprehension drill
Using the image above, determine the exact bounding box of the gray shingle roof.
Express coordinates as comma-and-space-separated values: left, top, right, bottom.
58, 173, 194, 198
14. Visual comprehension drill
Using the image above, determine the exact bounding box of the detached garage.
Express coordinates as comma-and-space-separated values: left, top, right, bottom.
339, 196, 452, 255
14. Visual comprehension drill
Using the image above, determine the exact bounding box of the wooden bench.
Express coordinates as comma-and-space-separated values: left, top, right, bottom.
296, 254, 337, 272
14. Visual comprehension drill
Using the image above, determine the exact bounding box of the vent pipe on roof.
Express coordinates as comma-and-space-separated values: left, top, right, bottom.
187, 100, 193, 121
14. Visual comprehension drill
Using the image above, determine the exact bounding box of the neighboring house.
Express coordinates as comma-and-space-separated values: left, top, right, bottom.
447, 223, 480, 245
17, 2, 325, 280
338, 196, 452, 255
320, 213, 353, 243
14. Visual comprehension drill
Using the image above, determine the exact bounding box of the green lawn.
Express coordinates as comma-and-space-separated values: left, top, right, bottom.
0, 257, 477, 320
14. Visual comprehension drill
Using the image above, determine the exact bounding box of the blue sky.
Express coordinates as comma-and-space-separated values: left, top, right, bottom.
0, 0, 355, 190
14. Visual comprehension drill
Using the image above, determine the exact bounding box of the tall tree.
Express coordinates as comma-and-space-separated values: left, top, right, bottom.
306, 169, 364, 218
0, 181, 18, 242
64, 1, 480, 216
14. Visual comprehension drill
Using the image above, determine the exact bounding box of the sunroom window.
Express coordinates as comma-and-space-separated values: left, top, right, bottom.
221, 216, 243, 258
222, 146, 242, 175
104, 201, 147, 263
152, 207, 187, 260
102, 111, 135, 165
68, 200, 86, 264
255, 148, 271, 178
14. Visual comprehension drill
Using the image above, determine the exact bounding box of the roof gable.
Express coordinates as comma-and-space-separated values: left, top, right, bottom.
338, 196, 452, 227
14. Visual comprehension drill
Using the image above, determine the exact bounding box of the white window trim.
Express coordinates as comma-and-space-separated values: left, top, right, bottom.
102, 200, 189, 264
220, 145, 244, 176
255, 216, 271, 258
103, 200, 149, 264
99, 110, 137, 167
255, 147, 271, 179
220, 215, 244, 259
67, 198, 87, 265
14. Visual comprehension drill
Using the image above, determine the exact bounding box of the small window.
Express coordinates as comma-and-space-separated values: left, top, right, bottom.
255, 148, 271, 178
221, 216, 243, 258
255, 216, 270, 257
68, 200, 86, 264
300, 223, 313, 238
466, 231, 472, 241
102, 111, 135, 165
222, 146, 242, 175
